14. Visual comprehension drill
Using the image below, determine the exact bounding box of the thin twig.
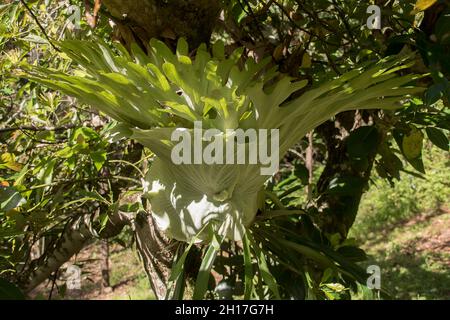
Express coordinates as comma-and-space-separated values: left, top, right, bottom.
48, 268, 59, 300
240, 0, 265, 40
271, 0, 340, 47
19, 0, 61, 52
306, 131, 314, 200
0, 124, 104, 134
325, 50, 342, 75
256, 209, 307, 221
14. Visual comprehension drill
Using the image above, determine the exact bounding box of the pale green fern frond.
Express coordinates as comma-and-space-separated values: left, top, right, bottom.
18, 38, 424, 242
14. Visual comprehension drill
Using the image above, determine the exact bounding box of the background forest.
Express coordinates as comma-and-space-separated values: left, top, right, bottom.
0, 0, 449, 300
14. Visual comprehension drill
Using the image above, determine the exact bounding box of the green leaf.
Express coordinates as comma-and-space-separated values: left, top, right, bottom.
0, 228, 25, 239
327, 176, 366, 195
0, 278, 25, 300
20, 34, 48, 44
79, 190, 110, 205
294, 164, 309, 185
243, 233, 254, 299
10, 163, 29, 187
192, 234, 223, 300
321, 268, 334, 283
402, 128, 424, 159
346, 126, 379, 159
176, 38, 189, 57
0, 186, 26, 212
248, 232, 280, 299
278, 238, 335, 269
425, 83, 445, 106
426, 127, 449, 151
413, 0, 438, 13
231, 3, 247, 24
171, 265, 186, 300
168, 223, 212, 284
55, 146, 74, 158
0, 153, 22, 172
212, 41, 225, 60
71, 127, 99, 143
394, 129, 426, 174
90, 150, 107, 171
36, 158, 57, 185
301, 53, 312, 68
336, 246, 368, 262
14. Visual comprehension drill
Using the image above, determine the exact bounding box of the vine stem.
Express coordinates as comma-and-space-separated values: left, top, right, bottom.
19, 0, 61, 52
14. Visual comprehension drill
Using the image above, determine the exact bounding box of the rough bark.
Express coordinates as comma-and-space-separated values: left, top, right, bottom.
133, 210, 175, 300
100, 239, 110, 290
101, 0, 221, 51
315, 112, 379, 238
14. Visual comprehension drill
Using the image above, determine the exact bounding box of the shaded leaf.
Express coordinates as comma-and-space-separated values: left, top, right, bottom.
0, 278, 25, 300
90, 150, 107, 171
426, 127, 449, 151
0, 186, 26, 212
346, 126, 379, 159
192, 234, 223, 300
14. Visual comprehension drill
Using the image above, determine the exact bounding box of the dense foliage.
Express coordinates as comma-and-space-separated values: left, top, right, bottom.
0, 0, 449, 300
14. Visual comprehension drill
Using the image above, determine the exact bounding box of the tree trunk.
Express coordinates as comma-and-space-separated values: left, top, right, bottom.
133, 211, 175, 300
100, 239, 110, 290
21, 209, 130, 293
22, 217, 94, 293
315, 111, 380, 238
100, 0, 221, 51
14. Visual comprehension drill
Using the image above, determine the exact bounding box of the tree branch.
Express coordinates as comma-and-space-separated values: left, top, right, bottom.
0, 124, 104, 134
21, 209, 131, 293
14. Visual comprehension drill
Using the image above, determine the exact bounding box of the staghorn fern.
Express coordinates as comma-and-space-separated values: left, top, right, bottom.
19, 38, 424, 243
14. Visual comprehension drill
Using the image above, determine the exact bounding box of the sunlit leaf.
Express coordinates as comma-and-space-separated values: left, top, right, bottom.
402, 128, 424, 159
413, 0, 438, 13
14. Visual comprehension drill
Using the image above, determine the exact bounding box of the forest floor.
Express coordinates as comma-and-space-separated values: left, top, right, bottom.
30, 242, 154, 300
30, 205, 449, 300
358, 205, 449, 300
